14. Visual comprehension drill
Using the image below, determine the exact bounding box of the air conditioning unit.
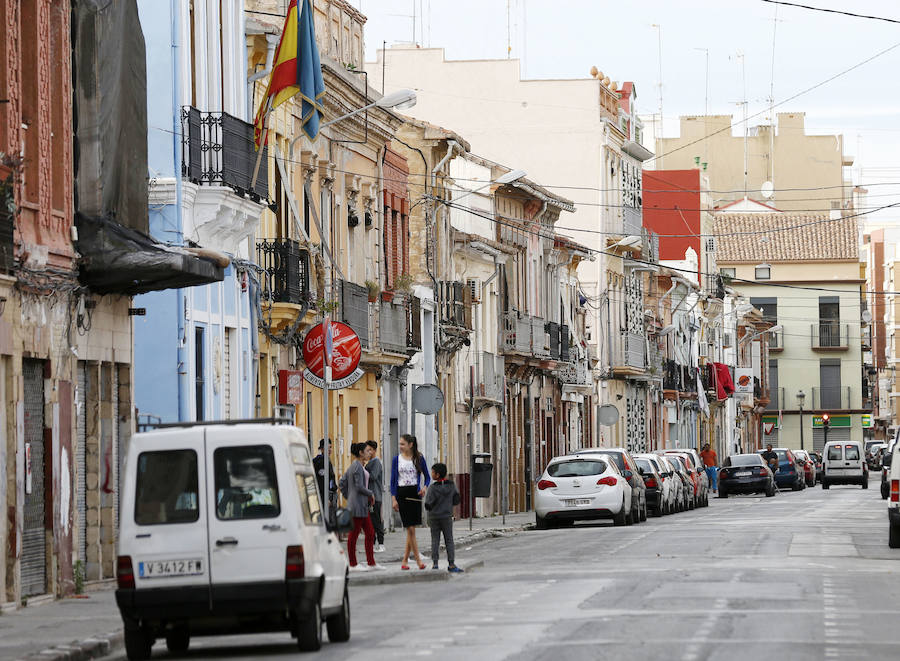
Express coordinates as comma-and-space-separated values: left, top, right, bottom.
467, 278, 482, 304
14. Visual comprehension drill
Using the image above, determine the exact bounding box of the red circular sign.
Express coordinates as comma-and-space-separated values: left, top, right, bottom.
302, 321, 362, 380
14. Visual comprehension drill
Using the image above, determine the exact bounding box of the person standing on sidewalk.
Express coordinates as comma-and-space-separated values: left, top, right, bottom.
700, 443, 718, 493
424, 462, 463, 573
390, 433, 431, 570
365, 440, 386, 553
340, 443, 383, 572
313, 438, 337, 511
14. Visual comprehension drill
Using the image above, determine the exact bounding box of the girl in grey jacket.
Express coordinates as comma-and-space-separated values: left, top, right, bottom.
340, 443, 381, 571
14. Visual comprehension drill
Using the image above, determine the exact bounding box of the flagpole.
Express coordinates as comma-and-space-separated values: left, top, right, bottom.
251, 101, 272, 190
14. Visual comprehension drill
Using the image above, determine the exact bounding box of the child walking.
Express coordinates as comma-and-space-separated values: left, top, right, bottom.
423, 462, 463, 573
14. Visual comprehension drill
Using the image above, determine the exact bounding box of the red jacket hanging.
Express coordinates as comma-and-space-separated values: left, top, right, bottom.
714, 362, 734, 399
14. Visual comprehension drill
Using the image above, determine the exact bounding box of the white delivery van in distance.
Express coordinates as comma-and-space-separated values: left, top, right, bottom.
115, 419, 351, 659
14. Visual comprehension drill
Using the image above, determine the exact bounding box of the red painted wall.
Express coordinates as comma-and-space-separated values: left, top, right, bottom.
642, 169, 701, 278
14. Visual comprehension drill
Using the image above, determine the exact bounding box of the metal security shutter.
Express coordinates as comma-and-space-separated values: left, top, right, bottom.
113, 366, 119, 539
812, 427, 851, 453
224, 329, 233, 419
76, 363, 87, 563
22, 359, 46, 597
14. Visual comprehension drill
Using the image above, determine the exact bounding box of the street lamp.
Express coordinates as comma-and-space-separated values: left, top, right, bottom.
289, 88, 418, 156
450, 169, 527, 204
797, 390, 806, 451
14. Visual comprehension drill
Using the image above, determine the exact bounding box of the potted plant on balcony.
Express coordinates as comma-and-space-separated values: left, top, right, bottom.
316, 297, 339, 316
364, 279, 381, 303
395, 272, 414, 294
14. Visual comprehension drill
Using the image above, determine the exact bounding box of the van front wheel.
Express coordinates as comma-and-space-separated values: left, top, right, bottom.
326, 586, 351, 643
124, 624, 153, 661
296, 602, 322, 652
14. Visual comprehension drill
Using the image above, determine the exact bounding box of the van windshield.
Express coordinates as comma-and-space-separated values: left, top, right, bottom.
135, 450, 199, 525
215, 445, 281, 520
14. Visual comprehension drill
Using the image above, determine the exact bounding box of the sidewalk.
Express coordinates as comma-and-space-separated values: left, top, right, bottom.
350, 510, 533, 585
0, 512, 533, 660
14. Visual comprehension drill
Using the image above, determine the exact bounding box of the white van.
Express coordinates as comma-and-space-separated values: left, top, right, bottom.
822, 440, 868, 489
887, 440, 900, 547
115, 421, 351, 659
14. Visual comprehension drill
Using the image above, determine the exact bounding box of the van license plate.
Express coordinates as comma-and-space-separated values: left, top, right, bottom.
564, 499, 591, 506
735, 471, 752, 477
139, 559, 204, 578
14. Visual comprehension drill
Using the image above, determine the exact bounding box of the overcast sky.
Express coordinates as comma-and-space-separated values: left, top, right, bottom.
351, 0, 900, 223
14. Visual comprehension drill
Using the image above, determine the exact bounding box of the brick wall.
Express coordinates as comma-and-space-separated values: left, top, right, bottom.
382, 145, 409, 290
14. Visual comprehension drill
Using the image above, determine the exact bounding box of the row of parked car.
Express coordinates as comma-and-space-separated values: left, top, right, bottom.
534, 447, 711, 529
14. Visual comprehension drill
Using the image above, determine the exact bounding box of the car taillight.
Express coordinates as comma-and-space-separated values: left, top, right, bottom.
596, 476, 618, 487
643, 477, 657, 488
758, 467, 768, 475
286, 545, 305, 579
117, 555, 135, 590
891, 480, 900, 503
537, 479, 557, 490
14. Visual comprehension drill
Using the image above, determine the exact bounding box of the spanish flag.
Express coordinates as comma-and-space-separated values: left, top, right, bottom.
254, 0, 325, 148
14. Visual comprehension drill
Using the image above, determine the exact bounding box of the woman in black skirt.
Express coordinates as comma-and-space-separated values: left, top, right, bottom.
390, 434, 431, 569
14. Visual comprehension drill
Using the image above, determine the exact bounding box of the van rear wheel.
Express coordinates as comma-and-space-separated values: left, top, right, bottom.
165, 627, 190, 654
326, 585, 351, 643
296, 601, 322, 652
124, 624, 153, 661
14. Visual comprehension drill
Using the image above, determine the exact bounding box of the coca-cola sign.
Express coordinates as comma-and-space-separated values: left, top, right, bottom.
302, 321, 362, 381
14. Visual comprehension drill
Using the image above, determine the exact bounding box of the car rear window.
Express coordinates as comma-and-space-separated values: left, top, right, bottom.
844, 445, 860, 461
827, 446, 842, 461
548, 460, 608, 477
729, 454, 763, 467
635, 458, 654, 474
135, 450, 199, 525
589, 451, 624, 471
214, 445, 281, 520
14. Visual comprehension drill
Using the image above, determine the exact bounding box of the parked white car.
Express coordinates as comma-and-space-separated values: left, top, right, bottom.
115, 421, 352, 660
535, 454, 633, 528
635, 453, 676, 516
822, 440, 868, 489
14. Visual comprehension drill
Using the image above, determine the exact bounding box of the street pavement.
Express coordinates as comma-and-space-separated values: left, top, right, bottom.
7, 479, 900, 660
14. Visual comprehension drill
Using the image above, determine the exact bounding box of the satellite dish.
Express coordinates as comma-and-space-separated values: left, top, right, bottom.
598, 404, 620, 426
862, 309, 873, 324
761, 181, 774, 199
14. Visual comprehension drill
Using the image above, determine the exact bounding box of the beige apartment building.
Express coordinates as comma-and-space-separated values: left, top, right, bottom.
655, 113, 853, 213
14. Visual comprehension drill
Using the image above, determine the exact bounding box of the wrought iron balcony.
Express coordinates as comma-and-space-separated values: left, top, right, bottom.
663, 359, 680, 390
811, 322, 849, 350
256, 239, 309, 305
559, 359, 590, 386
181, 106, 268, 201
812, 386, 852, 410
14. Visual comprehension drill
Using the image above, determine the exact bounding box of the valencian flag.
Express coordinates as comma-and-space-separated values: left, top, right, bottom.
254, 0, 326, 147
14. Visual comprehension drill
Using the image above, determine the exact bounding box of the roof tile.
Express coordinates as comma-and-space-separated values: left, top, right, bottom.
714, 212, 858, 262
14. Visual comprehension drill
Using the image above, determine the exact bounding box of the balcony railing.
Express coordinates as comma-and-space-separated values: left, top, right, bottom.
664, 360, 680, 390
256, 239, 309, 305
406, 296, 422, 352
559, 359, 590, 386
341, 280, 370, 349
811, 323, 848, 350
812, 386, 852, 410
470, 352, 504, 402
438, 281, 471, 330
623, 205, 642, 237
182, 106, 268, 200
560, 325, 571, 362
532, 317, 550, 359
380, 299, 408, 354
503, 310, 533, 355
765, 387, 784, 411
613, 331, 645, 370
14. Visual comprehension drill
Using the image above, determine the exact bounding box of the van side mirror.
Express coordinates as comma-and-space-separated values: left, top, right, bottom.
328, 507, 353, 534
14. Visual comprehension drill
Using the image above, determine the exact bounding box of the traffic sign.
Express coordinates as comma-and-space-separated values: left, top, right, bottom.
413, 384, 444, 414
302, 321, 361, 380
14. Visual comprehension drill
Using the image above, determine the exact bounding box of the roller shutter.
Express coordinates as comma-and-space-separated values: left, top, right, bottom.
22, 359, 46, 597
76, 363, 87, 563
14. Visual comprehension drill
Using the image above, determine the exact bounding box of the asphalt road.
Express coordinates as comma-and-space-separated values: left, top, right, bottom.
117, 478, 900, 661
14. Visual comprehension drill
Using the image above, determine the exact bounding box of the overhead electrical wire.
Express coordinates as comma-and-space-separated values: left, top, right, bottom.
761, 0, 900, 25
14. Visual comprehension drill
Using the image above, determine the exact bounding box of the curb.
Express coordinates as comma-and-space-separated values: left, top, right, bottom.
17, 630, 124, 661
378, 524, 532, 564
350, 559, 485, 586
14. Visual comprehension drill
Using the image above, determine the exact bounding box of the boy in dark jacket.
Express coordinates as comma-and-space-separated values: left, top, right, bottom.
424, 463, 462, 573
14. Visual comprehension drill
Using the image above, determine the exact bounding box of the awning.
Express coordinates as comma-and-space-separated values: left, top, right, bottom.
75, 214, 225, 295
